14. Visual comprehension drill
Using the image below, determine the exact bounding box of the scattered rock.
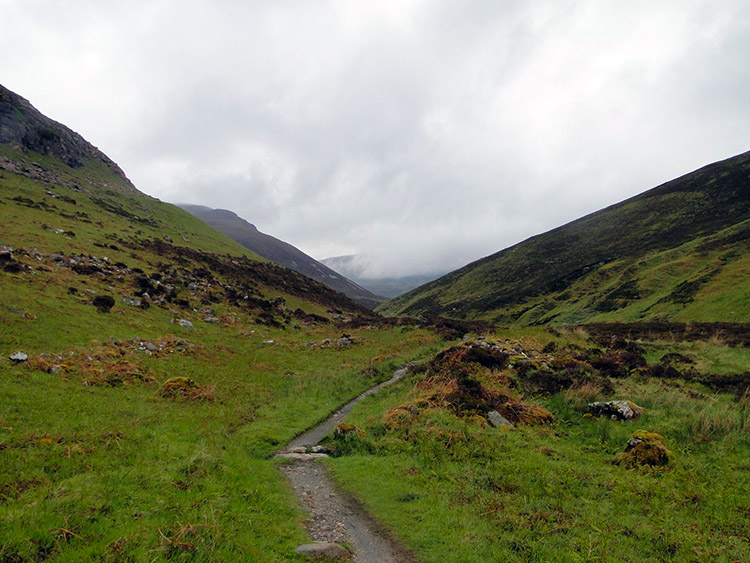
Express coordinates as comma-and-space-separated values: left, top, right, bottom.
587, 400, 644, 421
9, 351, 28, 363
614, 430, 672, 468
203, 316, 219, 323
92, 294, 115, 312
3, 261, 22, 273
294, 542, 350, 559
175, 319, 193, 329
275, 452, 330, 460
337, 334, 354, 348
487, 410, 514, 429
121, 296, 142, 307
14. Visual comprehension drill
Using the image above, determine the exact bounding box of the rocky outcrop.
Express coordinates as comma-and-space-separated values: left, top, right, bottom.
0, 84, 140, 195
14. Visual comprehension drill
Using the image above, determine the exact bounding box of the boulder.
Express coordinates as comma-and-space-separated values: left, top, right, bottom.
487, 410, 514, 429
587, 400, 643, 421
9, 351, 28, 363
614, 430, 672, 468
92, 294, 115, 312
294, 542, 350, 559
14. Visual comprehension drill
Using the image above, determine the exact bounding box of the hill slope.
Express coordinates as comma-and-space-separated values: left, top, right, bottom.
0, 84, 436, 560
379, 151, 750, 325
179, 204, 384, 308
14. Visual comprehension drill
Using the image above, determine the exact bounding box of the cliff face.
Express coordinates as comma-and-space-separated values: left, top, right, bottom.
0, 84, 140, 195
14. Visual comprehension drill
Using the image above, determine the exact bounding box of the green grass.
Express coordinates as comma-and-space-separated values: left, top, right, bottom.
324, 334, 750, 562
3, 140, 749, 560
0, 315, 440, 560
0, 150, 444, 560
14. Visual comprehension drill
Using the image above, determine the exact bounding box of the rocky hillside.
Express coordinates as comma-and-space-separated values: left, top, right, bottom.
179, 205, 385, 308
0, 84, 138, 196
380, 150, 750, 325
0, 83, 378, 336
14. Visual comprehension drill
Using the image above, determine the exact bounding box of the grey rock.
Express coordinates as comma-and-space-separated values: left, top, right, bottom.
487, 410, 514, 429
9, 351, 28, 363
121, 296, 142, 307
587, 400, 643, 421
203, 316, 219, 323
176, 319, 193, 329
276, 452, 330, 461
294, 542, 350, 559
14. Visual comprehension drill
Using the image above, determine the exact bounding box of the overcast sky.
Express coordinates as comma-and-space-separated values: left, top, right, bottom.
2, 1, 749, 278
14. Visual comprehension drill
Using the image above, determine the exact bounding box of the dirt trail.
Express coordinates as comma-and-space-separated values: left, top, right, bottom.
277, 366, 417, 562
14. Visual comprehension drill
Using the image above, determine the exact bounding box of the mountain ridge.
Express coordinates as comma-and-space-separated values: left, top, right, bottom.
178, 204, 385, 308
379, 150, 750, 324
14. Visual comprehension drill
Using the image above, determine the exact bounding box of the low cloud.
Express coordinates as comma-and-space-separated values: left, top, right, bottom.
3, 1, 749, 277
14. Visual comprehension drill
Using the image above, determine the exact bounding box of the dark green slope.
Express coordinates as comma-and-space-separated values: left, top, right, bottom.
179, 204, 385, 308
379, 150, 750, 325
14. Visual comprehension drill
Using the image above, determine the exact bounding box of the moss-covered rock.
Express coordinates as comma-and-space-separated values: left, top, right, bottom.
614, 430, 672, 468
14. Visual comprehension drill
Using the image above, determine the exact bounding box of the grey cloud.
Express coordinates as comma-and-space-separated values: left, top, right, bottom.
2, 1, 749, 277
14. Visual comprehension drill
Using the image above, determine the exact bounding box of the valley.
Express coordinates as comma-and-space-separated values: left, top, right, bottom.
1, 84, 748, 562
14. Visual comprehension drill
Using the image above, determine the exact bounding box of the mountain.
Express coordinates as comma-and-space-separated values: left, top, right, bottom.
0, 84, 432, 560
0, 85, 138, 196
321, 254, 443, 298
379, 150, 750, 325
0, 83, 376, 329
178, 205, 385, 308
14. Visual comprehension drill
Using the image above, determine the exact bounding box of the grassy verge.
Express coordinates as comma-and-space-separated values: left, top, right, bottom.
325, 331, 750, 562
0, 322, 440, 561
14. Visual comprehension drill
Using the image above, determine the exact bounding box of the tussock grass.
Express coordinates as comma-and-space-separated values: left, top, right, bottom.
326, 333, 750, 562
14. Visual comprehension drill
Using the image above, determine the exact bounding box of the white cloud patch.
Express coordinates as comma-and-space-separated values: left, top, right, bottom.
2, 0, 749, 277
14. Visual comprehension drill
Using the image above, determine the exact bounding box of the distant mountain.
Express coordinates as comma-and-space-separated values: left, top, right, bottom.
179, 205, 385, 308
379, 151, 750, 325
321, 255, 443, 298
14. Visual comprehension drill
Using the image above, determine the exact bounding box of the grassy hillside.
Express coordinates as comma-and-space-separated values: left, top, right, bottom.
0, 89, 443, 560
379, 151, 750, 325
324, 327, 750, 562
2, 85, 748, 562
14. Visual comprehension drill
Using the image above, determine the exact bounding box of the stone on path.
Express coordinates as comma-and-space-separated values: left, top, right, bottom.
295, 542, 350, 559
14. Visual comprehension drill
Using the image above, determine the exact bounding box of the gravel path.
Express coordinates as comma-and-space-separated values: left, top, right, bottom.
278, 366, 417, 562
